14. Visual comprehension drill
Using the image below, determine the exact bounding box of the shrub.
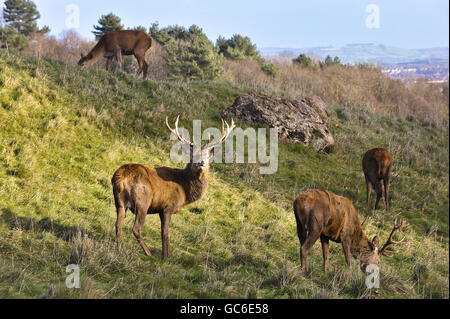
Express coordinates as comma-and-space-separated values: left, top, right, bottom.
293, 53, 313, 68
151, 23, 223, 80
24, 30, 93, 65
216, 34, 260, 61
261, 63, 279, 77
0, 26, 29, 51
223, 58, 448, 128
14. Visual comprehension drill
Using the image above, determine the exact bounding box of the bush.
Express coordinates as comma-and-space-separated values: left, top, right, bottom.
293, 53, 313, 68
24, 30, 93, 65
322, 55, 342, 68
261, 63, 279, 77
151, 23, 223, 80
0, 26, 29, 51
223, 58, 448, 128
216, 34, 260, 61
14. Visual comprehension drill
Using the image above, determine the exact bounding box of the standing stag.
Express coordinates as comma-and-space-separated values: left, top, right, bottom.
363, 148, 392, 210
293, 189, 405, 272
78, 30, 153, 79
112, 117, 236, 259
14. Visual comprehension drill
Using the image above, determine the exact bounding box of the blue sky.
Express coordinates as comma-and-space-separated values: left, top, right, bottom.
8, 0, 450, 49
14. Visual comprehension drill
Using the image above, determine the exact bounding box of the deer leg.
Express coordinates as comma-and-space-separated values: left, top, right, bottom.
342, 237, 352, 268
159, 210, 173, 260
106, 56, 114, 71
365, 174, 371, 207
384, 166, 392, 210
134, 54, 144, 77
320, 235, 330, 273
300, 220, 321, 273
132, 207, 151, 257
115, 205, 126, 247
373, 180, 383, 210
143, 60, 148, 79
296, 221, 307, 270
114, 49, 123, 70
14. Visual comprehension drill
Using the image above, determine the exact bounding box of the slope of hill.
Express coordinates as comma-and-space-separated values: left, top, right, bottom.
0, 53, 448, 299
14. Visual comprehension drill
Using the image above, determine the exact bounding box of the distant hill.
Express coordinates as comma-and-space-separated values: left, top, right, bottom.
260, 43, 449, 64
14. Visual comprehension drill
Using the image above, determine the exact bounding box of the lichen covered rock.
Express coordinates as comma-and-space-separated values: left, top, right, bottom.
221, 93, 335, 152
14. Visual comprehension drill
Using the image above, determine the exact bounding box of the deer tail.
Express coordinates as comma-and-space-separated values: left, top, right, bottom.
111, 171, 125, 195
147, 35, 153, 49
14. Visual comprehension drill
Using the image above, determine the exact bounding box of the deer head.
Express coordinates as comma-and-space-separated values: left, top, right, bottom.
358, 218, 406, 271
165, 116, 235, 175
78, 53, 90, 66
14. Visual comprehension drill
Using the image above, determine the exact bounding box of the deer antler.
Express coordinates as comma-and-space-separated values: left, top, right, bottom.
166, 116, 195, 147
166, 116, 236, 149
205, 118, 236, 150
378, 218, 406, 256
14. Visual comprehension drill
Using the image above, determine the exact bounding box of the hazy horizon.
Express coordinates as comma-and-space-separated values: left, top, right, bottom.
4, 0, 449, 50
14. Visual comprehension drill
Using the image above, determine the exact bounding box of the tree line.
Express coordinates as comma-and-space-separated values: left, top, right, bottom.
0, 2, 342, 81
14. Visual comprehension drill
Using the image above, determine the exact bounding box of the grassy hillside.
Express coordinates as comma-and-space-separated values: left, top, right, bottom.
0, 53, 448, 299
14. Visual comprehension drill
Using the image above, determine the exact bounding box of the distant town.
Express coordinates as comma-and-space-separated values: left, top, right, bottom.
261, 43, 449, 82
381, 60, 449, 82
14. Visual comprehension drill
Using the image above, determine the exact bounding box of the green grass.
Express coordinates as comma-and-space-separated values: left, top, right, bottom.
0, 53, 448, 299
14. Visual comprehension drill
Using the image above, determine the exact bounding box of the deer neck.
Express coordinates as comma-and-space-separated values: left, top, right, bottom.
182, 167, 209, 204
86, 41, 105, 66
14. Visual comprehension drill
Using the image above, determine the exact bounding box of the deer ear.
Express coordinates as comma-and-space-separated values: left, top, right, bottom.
207, 134, 215, 157
372, 236, 379, 249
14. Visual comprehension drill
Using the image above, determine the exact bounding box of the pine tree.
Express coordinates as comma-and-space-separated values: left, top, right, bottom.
151, 23, 223, 80
216, 34, 260, 61
0, 25, 29, 50
3, 0, 41, 35
293, 53, 313, 68
92, 13, 124, 39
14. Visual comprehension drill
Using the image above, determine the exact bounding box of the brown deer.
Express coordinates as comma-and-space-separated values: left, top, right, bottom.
112, 117, 236, 259
78, 30, 153, 79
362, 148, 392, 210
293, 189, 405, 272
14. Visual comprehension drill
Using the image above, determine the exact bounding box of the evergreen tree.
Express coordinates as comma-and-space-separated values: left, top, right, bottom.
3, 0, 46, 35
92, 13, 124, 39
323, 55, 342, 68
0, 25, 29, 50
216, 34, 260, 61
151, 23, 223, 80
293, 53, 313, 68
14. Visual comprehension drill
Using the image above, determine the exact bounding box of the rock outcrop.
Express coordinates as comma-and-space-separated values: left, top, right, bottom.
221, 93, 335, 152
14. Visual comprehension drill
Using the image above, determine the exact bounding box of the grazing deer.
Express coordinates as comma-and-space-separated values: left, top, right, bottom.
112, 117, 236, 259
363, 148, 392, 210
293, 189, 405, 272
78, 30, 153, 79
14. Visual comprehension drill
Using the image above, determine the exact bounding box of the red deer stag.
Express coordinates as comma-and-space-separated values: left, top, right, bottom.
363, 148, 392, 210
293, 189, 405, 272
112, 117, 236, 259
78, 30, 153, 79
